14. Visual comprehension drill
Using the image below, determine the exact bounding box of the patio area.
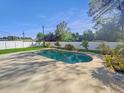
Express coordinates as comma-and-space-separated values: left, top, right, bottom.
0, 52, 124, 93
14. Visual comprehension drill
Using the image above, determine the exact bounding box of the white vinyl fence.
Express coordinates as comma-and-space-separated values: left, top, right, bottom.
0, 41, 120, 50
50, 42, 120, 50
0, 41, 37, 50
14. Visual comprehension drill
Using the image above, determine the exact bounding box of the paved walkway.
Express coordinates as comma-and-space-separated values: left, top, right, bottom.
0, 52, 124, 93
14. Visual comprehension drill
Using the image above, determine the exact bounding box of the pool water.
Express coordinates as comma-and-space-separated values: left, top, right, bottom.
38, 50, 93, 64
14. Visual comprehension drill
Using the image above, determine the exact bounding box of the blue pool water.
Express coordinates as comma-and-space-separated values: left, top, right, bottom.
38, 50, 93, 64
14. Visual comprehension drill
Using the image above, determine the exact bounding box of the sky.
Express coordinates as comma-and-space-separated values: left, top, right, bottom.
0, 0, 93, 38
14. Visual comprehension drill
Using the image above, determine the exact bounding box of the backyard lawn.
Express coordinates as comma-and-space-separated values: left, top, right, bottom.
0, 47, 42, 55
78, 49, 101, 54
0, 45, 101, 55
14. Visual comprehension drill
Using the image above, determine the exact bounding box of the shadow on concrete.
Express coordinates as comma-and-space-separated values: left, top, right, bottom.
0, 60, 56, 89
91, 67, 124, 93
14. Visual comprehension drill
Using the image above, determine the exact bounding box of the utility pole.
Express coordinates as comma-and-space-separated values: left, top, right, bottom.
22, 31, 25, 47
42, 26, 45, 47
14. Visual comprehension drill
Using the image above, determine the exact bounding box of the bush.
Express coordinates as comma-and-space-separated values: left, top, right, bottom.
64, 44, 75, 50
45, 42, 51, 48
80, 40, 89, 50
117, 39, 124, 56
101, 41, 124, 74
97, 42, 112, 55
54, 41, 61, 47
104, 55, 113, 68
112, 52, 124, 73
104, 49, 119, 68
103, 48, 124, 74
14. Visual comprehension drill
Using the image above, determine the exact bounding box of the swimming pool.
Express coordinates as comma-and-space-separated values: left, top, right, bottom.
38, 50, 93, 64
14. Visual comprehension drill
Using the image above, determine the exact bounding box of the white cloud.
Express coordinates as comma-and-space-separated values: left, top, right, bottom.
47, 8, 93, 34
20, 8, 93, 37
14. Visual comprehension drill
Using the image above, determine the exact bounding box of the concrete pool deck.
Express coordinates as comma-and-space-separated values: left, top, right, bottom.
0, 51, 124, 93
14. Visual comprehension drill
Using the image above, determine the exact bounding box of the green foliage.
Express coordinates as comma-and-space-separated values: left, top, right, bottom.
89, 0, 124, 22
80, 40, 89, 50
44, 32, 55, 41
62, 31, 73, 41
117, 39, 124, 56
64, 44, 75, 50
78, 49, 101, 54
89, 0, 124, 41
54, 41, 61, 47
45, 42, 51, 48
0, 47, 42, 55
43, 41, 46, 47
35, 20, 124, 42
82, 30, 95, 41
104, 55, 113, 68
0, 36, 33, 41
55, 21, 73, 41
71, 32, 83, 42
95, 18, 122, 42
36, 32, 44, 42
103, 46, 124, 73
36, 32, 45, 47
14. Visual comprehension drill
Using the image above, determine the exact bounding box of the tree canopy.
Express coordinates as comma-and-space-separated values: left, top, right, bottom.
36, 32, 44, 42
55, 21, 73, 41
89, 0, 124, 31
89, 0, 124, 20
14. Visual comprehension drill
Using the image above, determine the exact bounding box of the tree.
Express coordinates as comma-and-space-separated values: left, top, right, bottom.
7, 36, 18, 41
80, 40, 89, 50
55, 21, 72, 41
90, 10, 123, 41
62, 31, 73, 41
89, 0, 124, 19
95, 18, 122, 41
0, 36, 32, 41
54, 41, 61, 47
71, 32, 83, 41
117, 39, 124, 56
36, 32, 44, 42
45, 32, 56, 41
89, 0, 124, 31
82, 30, 95, 41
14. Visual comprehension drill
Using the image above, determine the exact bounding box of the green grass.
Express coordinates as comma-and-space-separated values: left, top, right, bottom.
78, 49, 101, 54
0, 47, 43, 55
54, 47, 101, 54
0, 46, 101, 55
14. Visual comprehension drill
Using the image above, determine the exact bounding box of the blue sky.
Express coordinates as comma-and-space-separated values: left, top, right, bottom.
0, 0, 93, 38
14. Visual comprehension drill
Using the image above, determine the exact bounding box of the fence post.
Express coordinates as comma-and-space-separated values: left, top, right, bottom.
15, 42, 16, 48
23, 41, 24, 48
5, 41, 7, 49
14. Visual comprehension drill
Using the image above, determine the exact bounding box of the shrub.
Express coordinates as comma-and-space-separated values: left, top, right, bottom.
103, 48, 124, 73
104, 49, 119, 68
54, 41, 61, 47
112, 50, 124, 73
80, 40, 89, 50
45, 42, 51, 48
97, 42, 111, 55
117, 39, 124, 56
101, 41, 124, 74
104, 55, 113, 68
64, 44, 75, 50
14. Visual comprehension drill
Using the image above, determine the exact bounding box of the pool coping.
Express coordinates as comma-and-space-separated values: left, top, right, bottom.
0, 48, 104, 65
36, 48, 103, 64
